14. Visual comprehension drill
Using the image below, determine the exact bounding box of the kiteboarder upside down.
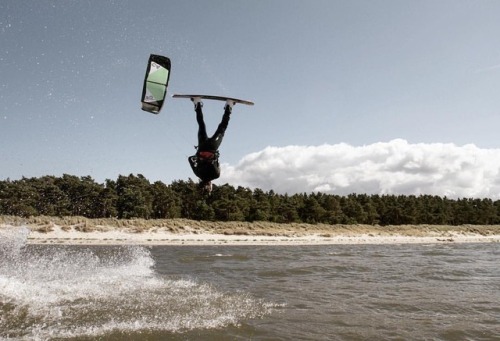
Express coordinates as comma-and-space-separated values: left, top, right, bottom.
188, 98, 234, 194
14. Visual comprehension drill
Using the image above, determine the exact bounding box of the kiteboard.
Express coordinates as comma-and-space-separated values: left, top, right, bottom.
172, 94, 254, 106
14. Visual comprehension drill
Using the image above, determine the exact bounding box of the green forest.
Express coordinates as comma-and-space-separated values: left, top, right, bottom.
1, 174, 499, 225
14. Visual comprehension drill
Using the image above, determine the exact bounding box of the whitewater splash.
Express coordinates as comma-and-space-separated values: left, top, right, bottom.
0, 226, 273, 340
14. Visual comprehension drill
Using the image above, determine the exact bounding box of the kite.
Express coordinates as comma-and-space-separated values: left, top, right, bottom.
140, 54, 171, 114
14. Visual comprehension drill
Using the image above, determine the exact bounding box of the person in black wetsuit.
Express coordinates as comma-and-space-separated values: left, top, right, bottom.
188, 98, 234, 194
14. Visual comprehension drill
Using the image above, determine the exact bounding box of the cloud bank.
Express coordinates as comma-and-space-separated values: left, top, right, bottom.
221, 139, 500, 199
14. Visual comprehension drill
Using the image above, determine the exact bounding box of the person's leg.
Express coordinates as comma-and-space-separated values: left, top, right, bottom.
194, 100, 208, 144
210, 104, 232, 149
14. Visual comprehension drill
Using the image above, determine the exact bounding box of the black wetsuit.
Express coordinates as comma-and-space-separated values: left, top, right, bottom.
188, 105, 231, 182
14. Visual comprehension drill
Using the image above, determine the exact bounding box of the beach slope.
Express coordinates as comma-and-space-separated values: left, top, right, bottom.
2, 216, 500, 245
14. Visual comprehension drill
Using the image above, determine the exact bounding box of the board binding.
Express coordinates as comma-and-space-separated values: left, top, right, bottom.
172, 94, 254, 106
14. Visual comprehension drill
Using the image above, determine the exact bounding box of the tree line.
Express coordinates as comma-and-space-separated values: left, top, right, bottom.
1, 174, 499, 225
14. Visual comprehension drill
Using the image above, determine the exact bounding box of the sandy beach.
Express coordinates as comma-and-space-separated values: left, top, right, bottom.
2, 216, 500, 246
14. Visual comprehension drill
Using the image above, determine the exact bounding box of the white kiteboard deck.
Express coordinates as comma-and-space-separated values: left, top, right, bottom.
172, 94, 254, 106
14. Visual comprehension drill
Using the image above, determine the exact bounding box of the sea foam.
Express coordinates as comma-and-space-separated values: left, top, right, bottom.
0, 226, 272, 340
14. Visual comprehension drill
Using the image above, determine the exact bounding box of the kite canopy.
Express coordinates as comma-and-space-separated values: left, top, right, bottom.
141, 54, 171, 114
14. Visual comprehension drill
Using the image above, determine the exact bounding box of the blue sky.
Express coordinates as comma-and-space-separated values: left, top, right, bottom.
2, 0, 500, 198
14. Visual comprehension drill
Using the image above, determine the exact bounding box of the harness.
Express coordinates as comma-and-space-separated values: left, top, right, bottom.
189, 149, 220, 168
197, 150, 219, 161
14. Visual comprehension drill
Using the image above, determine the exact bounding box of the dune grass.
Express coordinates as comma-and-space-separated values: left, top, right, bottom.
1, 215, 499, 237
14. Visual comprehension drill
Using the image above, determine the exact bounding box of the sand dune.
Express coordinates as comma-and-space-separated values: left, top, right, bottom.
1, 216, 499, 245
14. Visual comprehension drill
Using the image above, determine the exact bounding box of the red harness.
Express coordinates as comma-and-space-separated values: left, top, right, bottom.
198, 151, 216, 160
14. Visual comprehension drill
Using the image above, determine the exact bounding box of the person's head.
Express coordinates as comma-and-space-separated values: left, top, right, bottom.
199, 180, 213, 194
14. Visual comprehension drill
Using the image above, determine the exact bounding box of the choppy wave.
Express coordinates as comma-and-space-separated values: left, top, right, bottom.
0, 227, 273, 340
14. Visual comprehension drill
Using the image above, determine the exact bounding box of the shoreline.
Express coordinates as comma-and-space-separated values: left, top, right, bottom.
1, 217, 500, 245
24, 231, 500, 246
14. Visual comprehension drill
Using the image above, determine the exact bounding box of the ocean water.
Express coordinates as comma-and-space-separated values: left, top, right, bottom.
1, 227, 499, 340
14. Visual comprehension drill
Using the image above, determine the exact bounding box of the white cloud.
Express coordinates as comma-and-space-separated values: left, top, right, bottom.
476, 63, 500, 73
220, 139, 500, 199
